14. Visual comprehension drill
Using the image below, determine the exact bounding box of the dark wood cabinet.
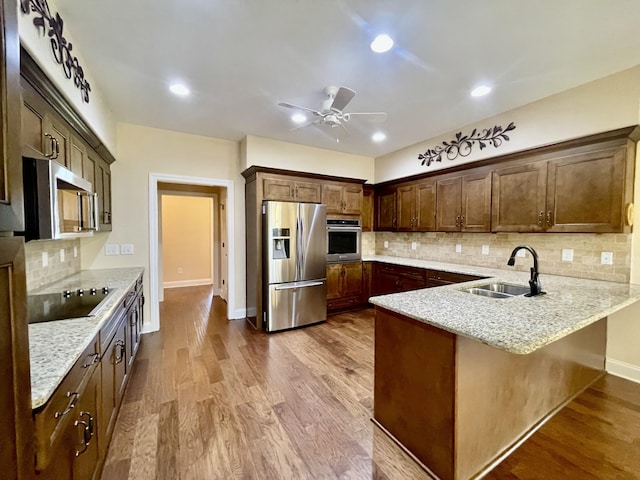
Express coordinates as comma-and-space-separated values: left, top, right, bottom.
362, 186, 374, 231
373, 263, 427, 296
426, 270, 484, 288
327, 262, 363, 312
362, 261, 373, 305
375, 188, 397, 231
323, 182, 362, 216
70, 134, 87, 178
100, 316, 127, 450
263, 177, 322, 203
397, 180, 436, 231
94, 154, 112, 231
436, 171, 491, 232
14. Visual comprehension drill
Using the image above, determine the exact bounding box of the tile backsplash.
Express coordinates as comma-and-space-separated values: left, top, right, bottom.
373, 232, 630, 283
25, 239, 81, 291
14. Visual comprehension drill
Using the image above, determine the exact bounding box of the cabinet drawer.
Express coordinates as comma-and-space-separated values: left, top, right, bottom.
327, 295, 361, 312
427, 270, 484, 286
33, 337, 100, 470
99, 296, 127, 353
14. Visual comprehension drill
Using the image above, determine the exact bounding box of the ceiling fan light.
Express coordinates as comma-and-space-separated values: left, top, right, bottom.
291, 113, 307, 123
470, 85, 492, 97
372, 132, 386, 142
370, 34, 394, 53
169, 83, 190, 96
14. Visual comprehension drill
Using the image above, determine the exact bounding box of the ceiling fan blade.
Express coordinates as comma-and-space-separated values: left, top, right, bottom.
278, 102, 323, 116
345, 112, 387, 122
330, 87, 356, 112
289, 119, 321, 131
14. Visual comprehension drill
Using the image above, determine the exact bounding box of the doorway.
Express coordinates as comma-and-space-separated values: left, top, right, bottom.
147, 173, 235, 333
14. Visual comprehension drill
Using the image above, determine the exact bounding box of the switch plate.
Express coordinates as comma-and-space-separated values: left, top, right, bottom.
481, 245, 489, 255
178, 268, 183, 274
59, 248, 65, 262
562, 249, 574, 262
42, 252, 48, 267
411, 241, 418, 250
516, 250, 526, 258
121, 244, 134, 255
105, 244, 119, 256
384, 241, 389, 248
601, 251, 613, 265
455, 244, 462, 253
73, 246, 78, 258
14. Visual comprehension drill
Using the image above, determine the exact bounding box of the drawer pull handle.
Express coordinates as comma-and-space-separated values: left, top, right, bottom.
54, 391, 79, 418
82, 352, 100, 368
115, 339, 126, 364
74, 412, 94, 457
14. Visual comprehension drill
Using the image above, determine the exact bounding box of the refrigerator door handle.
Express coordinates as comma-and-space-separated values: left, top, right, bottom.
274, 280, 325, 291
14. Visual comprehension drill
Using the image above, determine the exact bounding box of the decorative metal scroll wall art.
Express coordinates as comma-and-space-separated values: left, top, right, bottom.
20, 0, 91, 103
418, 122, 516, 167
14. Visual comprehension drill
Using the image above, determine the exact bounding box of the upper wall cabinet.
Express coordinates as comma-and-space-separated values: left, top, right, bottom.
493, 141, 634, 233
397, 180, 436, 231
323, 182, 362, 216
436, 171, 491, 232
362, 185, 374, 232
263, 176, 322, 203
0, 0, 23, 233
375, 187, 397, 231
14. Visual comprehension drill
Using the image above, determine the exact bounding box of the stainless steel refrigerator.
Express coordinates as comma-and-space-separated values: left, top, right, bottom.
263, 201, 327, 332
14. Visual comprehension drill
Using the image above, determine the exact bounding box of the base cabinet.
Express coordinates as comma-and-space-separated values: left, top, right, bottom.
373, 263, 427, 296
327, 262, 364, 313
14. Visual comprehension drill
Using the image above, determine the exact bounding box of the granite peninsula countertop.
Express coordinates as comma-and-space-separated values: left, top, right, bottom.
28, 267, 144, 410
364, 255, 640, 355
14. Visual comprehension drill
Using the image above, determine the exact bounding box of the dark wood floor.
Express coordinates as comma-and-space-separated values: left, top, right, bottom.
101, 286, 640, 479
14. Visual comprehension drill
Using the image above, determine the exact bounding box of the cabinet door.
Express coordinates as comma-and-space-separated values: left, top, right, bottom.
396, 185, 415, 231
44, 114, 70, 167
322, 184, 344, 214
415, 181, 436, 231
0, 0, 23, 233
127, 291, 143, 367
72, 366, 101, 480
361, 262, 373, 304
492, 162, 547, 232
263, 178, 295, 201
21, 101, 46, 154
0, 238, 33, 480
294, 180, 322, 203
342, 262, 363, 298
69, 135, 86, 178
376, 188, 397, 231
436, 177, 462, 231
362, 187, 374, 232
461, 172, 491, 232
326, 264, 343, 300
546, 147, 627, 233
342, 185, 362, 215
95, 157, 112, 231
100, 319, 127, 445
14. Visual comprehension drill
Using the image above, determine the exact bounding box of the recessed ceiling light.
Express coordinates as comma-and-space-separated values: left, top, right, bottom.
169, 83, 190, 96
470, 85, 492, 97
372, 132, 386, 142
291, 113, 307, 124
370, 34, 394, 53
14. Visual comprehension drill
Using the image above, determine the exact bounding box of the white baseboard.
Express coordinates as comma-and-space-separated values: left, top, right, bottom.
229, 308, 247, 320
163, 279, 213, 289
246, 307, 257, 317
606, 358, 640, 384
213, 287, 222, 296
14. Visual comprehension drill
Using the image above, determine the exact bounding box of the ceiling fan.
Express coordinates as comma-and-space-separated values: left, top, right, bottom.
278, 86, 387, 133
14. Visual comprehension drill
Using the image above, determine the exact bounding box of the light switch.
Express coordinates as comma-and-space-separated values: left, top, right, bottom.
455, 244, 462, 253
105, 244, 119, 256
411, 242, 418, 250
384, 241, 389, 249
121, 244, 134, 255
42, 252, 48, 267
561, 249, 574, 262
601, 252, 613, 265
59, 248, 65, 262
481, 245, 489, 255
73, 246, 78, 258
178, 268, 183, 274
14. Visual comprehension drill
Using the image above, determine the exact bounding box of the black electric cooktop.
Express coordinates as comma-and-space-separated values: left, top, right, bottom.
27, 287, 111, 324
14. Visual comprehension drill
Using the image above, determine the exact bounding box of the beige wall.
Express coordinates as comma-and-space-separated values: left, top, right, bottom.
375, 65, 640, 184
18, 0, 117, 155
161, 195, 213, 286
243, 135, 374, 182
81, 122, 244, 325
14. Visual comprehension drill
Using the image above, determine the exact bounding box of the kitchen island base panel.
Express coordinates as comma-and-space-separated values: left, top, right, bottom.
373, 307, 606, 480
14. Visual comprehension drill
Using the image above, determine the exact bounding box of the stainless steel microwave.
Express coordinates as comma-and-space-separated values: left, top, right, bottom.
21, 154, 99, 241
327, 218, 361, 263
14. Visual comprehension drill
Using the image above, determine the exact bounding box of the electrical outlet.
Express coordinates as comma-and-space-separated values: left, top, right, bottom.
481, 245, 489, 255
105, 244, 119, 256
411, 241, 418, 250
516, 250, 526, 258
42, 252, 48, 267
601, 252, 613, 265
455, 244, 462, 253
59, 248, 65, 262
120, 244, 134, 255
73, 246, 78, 258
178, 268, 183, 274
561, 248, 574, 262
384, 241, 389, 249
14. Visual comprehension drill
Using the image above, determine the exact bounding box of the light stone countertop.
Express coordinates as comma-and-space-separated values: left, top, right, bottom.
28, 267, 144, 410
364, 255, 640, 355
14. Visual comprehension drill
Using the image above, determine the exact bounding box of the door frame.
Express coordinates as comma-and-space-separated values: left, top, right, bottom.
148, 172, 236, 333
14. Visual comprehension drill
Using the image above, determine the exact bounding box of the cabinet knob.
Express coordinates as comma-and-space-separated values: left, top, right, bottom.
538, 211, 544, 225
546, 210, 553, 226
455, 215, 461, 227
460, 215, 465, 228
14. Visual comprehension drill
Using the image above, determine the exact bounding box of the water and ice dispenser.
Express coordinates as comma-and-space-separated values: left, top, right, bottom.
271, 228, 290, 259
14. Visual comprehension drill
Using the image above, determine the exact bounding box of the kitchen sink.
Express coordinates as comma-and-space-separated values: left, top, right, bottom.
464, 282, 530, 299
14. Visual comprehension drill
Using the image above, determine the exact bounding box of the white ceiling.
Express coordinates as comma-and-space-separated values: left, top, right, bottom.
54, 0, 640, 158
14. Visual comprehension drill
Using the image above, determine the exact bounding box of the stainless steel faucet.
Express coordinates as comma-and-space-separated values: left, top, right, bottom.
507, 245, 545, 297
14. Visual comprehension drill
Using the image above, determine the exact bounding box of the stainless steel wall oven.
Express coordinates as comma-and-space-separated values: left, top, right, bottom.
327, 218, 361, 263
